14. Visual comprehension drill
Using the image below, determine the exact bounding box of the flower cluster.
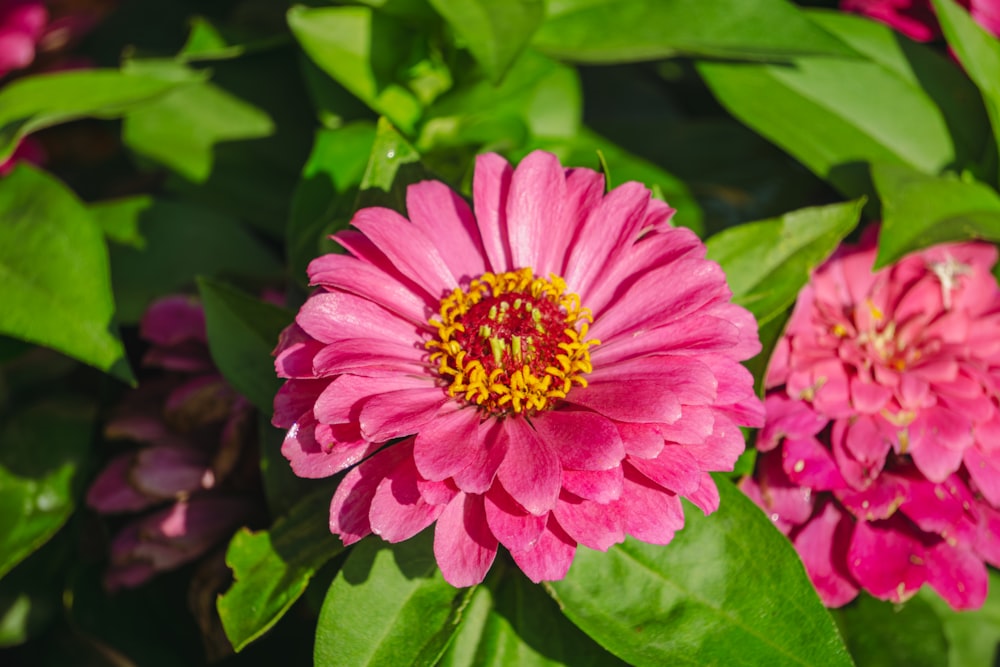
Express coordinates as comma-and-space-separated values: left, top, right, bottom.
87, 296, 260, 590
273, 150, 764, 587
841, 0, 1000, 41
742, 229, 1000, 609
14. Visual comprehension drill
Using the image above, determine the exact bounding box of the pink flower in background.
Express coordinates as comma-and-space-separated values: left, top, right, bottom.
841, 0, 1000, 41
0, 135, 45, 175
0, 0, 46, 78
743, 229, 1000, 609
87, 295, 260, 591
273, 150, 763, 587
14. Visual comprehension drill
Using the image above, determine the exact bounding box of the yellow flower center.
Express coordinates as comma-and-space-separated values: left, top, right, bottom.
426, 268, 599, 415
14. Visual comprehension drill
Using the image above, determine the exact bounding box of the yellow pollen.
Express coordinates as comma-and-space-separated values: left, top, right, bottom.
425, 268, 598, 416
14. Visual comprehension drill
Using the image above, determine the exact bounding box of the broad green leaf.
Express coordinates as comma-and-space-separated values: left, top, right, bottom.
834, 594, 947, 667
196, 278, 292, 414
525, 128, 703, 235
88, 196, 149, 249
287, 5, 427, 134
357, 117, 435, 213
873, 162, 1000, 268
177, 16, 287, 62
108, 198, 281, 323
698, 11, 990, 198
287, 123, 377, 284
0, 399, 95, 579
314, 531, 476, 667
533, 0, 853, 63
122, 63, 275, 183
218, 486, 342, 652
933, 0, 1000, 177
0, 166, 133, 383
429, 0, 544, 82
706, 199, 864, 326
0, 68, 199, 162
549, 477, 853, 667
920, 569, 1000, 667
419, 48, 580, 159
440, 571, 627, 667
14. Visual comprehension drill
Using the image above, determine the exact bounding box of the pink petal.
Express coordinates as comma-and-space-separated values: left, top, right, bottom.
472, 152, 514, 272
782, 435, 845, 491
532, 410, 624, 470
307, 252, 431, 324
483, 483, 546, 551
369, 455, 444, 542
296, 290, 420, 345
616, 422, 664, 459
505, 150, 570, 277
629, 444, 702, 496
924, 541, 988, 610
413, 403, 483, 481
566, 380, 680, 424
358, 387, 448, 442
314, 373, 432, 425
329, 442, 412, 544
508, 516, 578, 583
451, 418, 508, 493
965, 445, 1000, 506
561, 467, 624, 503
686, 472, 720, 515
130, 445, 213, 498
87, 454, 157, 513
790, 501, 858, 607
351, 206, 457, 299
847, 517, 927, 604
406, 180, 488, 284
433, 492, 498, 587
282, 413, 379, 479
618, 464, 685, 544
310, 338, 428, 377
554, 492, 624, 551
495, 418, 562, 516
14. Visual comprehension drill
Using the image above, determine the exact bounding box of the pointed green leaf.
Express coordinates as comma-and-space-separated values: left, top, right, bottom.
429, 0, 544, 82
357, 117, 435, 213
0, 166, 132, 383
197, 278, 292, 414
533, 0, 853, 63
549, 477, 853, 667
872, 162, 1000, 268
314, 531, 475, 667
699, 11, 991, 198
0, 399, 96, 579
706, 199, 864, 326
287, 5, 424, 133
218, 486, 342, 652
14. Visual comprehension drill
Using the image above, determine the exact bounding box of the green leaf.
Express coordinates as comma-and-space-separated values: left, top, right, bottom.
440, 571, 628, 667
108, 198, 281, 324
0, 68, 199, 162
872, 162, 1000, 268
314, 531, 475, 667
549, 477, 853, 667
218, 486, 342, 653
0, 531, 69, 647
196, 278, 292, 414
287, 5, 426, 134
920, 569, 1000, 667
706, 199, 864, 326
429, 0, 544, 82
357, 117, 435, 213
88, 196, 149, 249
122, 62, 275, 183
0, 399, 95, 579
533, 0, 853, 63
287, 123, 377, 284
0, 166, 133, 383
933, 0, 1000, 178
833, 594, 947, 667
698, 11, 991, 198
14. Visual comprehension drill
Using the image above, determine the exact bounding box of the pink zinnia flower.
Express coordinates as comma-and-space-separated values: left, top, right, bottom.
0, 0, 46, 78
88, 295, 261, 591
272, 150, 764, 587
841, 0, 1000, 41
743, 228, 1000, 609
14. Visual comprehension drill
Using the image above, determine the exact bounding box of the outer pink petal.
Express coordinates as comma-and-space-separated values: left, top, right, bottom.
433, 492, 498, 587
553, 493, 624, 551
329, 441, 412, 545
566, 381, 681, 424
965, 445, 1000, 506
310, 339, 428, 377
925, 541, 988, 610
352, 207, 457, 298
686, 472, 720, 515
413, 403, 483, 481
314, 373, 432, 425
848, 517, 927, 604
532, 410, 625, 470
307, 253, 431, 324
790, 501, 859, 607
629, 445, 702, 496
508, 516, 578, 583
451, 419, 508, 493
561, 467, 624, 503
406, 180, 488, 284
483, 483, 546, 552
358, 388, 448, 442
369, 456, 444, 542
618, 464, 685, 544
505, 150, 570, 276
472, 152, 514, 272
496, 418, 562, 516
282, 413, 380, 479
296, 291, 420, 345
87, 454, 158, 513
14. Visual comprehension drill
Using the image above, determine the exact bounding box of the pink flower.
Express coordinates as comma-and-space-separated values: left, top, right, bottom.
743, 228, 1000, 609
0, 0, 46, 78
841, 0, 1000, 41
0, 135, 45, 175
87, 295, 260, 591
273, 150, 764, 587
